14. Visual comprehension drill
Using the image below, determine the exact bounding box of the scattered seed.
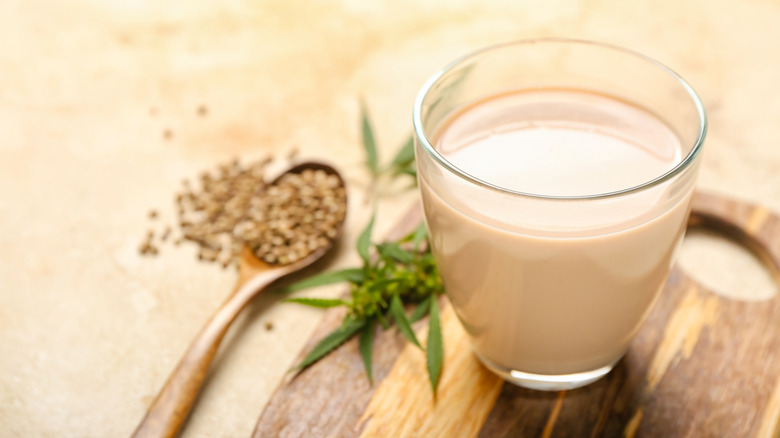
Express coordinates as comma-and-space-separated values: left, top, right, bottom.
138, 241, 159, 256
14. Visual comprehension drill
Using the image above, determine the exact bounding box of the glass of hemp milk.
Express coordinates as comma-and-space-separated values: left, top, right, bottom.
413, 39, 706, 390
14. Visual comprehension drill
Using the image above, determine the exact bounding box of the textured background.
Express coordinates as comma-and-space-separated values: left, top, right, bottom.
1, 1, 778, 436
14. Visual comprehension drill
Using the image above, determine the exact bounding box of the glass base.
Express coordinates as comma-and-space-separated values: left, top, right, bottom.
475, 352, 619, 391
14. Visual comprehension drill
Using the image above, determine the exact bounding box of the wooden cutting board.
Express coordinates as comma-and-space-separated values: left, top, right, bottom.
252, 191, 780, 438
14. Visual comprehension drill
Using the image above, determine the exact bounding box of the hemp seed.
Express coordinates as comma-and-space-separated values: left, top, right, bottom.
141, 158, 346, 266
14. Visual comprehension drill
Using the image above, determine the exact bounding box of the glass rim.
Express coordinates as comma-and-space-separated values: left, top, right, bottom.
412, 38, 708, 201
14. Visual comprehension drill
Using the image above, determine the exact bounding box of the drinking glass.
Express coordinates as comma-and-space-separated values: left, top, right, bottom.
413, 39, 706, 390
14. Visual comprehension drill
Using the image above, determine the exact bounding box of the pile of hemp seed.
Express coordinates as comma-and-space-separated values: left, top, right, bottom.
140, 156, 347, 268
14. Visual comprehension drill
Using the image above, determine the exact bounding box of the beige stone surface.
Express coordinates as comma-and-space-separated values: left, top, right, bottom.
0, 0, 778, 436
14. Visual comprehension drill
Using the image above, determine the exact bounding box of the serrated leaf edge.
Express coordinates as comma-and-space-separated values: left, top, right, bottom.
293, 318, 366, 371
390, 294, 422, 349
426, 297, 443, 397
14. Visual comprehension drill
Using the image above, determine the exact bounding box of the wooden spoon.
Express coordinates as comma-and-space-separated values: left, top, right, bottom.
132, 162, 347, 438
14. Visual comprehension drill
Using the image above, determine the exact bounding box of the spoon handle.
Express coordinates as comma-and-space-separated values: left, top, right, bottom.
131, 270, 285, 438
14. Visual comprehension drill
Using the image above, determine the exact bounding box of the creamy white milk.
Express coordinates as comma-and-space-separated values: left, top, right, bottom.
420, 89, 692, 376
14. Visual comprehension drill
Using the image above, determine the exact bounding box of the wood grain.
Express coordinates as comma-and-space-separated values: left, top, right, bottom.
253, 191, 780, 437
356, 300, 504, 438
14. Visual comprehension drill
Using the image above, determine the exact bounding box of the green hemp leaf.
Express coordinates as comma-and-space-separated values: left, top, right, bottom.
285, 217, 444, 396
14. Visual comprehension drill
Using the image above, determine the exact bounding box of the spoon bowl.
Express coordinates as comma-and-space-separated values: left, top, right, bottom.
236, 161, 347, 283
132, 161, 347, 438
